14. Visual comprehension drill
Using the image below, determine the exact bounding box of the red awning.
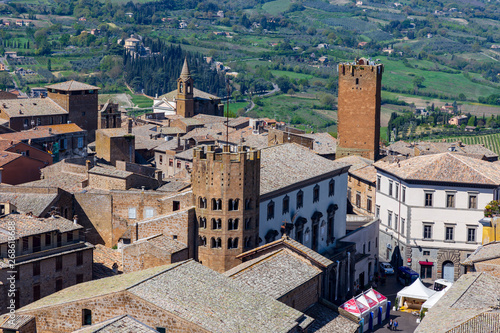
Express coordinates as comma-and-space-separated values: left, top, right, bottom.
419, 261, 434, 266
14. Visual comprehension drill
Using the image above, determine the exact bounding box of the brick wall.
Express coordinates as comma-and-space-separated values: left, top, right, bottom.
0, 247, 93, 314
337, 62, 383, 160
1, 114, 68, 132
267, 128, 314, 150
129, 208, 196, 259
17, 291, 209, 333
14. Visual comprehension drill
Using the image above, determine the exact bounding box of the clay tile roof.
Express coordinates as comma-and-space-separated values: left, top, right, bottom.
0, 214, 82, 243
72, 315, 158, 333
97, 128, 129, 137
45, 80, 100, 91
0, 98, 67, 118
415, 272, 500, 333
0, 314, 34, 329
0, 151, 21, 166
0, 191, 58, 216
374, 152, 500, 185
0, 129, 52, 141
260, 143, 350, 196
224, 248, 322, 299
301, 132, 337, 155
93, 244, 122, 280
89, 166, 132, 179
192, 114, 226, 124
37, 123, 85, 134
336, 155, 373, 171
350, 165, 377, 183
461, 241, 500, 265
20, 260, 311, 333
141, 234, 187, 253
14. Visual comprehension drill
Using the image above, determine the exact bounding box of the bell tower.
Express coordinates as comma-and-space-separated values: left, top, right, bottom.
192, 145, 260, 273
176, 58, 195, 118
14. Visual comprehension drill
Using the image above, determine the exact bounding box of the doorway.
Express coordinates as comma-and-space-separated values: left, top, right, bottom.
442, 261, 454, 282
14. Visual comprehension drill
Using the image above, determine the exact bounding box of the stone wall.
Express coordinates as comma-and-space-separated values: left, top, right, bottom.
278, 275, 321, 312
17, 291, 209, 333
267, 128, 314, 150
347, 174, 375, 216
122, 240, 189, 273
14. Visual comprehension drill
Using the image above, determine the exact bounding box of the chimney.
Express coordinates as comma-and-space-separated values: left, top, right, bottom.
48, 128, 52, 134
128, 118, 133, 134
177, 133, 180, 147
73, 215, 78, 225
86, 159, 91, 171
155, 170, 162, 182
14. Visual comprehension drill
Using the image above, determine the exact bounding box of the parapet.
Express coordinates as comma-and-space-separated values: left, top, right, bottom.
193, 145, 260, 162
338, 57, 384, 76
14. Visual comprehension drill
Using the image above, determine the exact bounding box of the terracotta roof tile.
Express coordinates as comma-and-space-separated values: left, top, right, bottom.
374, 152, 500, 185
37, 123, 85, 134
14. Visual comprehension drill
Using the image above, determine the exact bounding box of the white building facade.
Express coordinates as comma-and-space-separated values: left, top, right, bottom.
374, 153, 500, 282
258, 144, 350, 254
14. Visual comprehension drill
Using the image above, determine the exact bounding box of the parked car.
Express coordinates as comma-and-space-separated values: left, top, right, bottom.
380, 262, 394, 275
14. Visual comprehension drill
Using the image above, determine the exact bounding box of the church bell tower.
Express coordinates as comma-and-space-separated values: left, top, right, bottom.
176, 58, 195, 118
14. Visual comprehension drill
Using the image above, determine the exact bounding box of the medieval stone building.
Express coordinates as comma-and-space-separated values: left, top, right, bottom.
337, 58, 383, 161
192, 145, 260, 273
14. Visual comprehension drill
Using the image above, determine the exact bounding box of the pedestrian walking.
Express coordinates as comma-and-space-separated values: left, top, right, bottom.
393, 320, 398, 331
388, 319, 393, 330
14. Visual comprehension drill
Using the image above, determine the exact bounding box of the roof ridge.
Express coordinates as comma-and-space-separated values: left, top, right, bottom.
125, 259, 192, 291
449, 153, 499, 184
94, 314, 128, 332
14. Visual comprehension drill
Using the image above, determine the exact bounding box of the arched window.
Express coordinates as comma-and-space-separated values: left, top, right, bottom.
329, 179, 335, 197
211, 237, 216, 248
228, 218, 239, 230
313, 184, 320, 203
228, 199, 239, 211
228, 238, 239, 249
179, 82, 184, 93
245, 199, 252, 210
282, 195, 289, 215
199, 197, 203, 208
267, 201, 275, 220
199, 217, 207, 229
212, 218, 222, 230
199, 236, 207, 247
216, 238, 222, 248
297, 190, 304, 209
212, 199, 222, 210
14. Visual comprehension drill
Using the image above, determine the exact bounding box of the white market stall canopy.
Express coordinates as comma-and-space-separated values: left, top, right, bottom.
397, 278, 436, 301
421, 289, 447, 309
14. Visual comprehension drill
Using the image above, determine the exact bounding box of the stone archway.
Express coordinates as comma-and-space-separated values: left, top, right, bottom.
437, 249, 460, 281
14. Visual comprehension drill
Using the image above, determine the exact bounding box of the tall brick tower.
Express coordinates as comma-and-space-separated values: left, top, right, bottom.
46, 80, 100, 142
176, 58, 195, 118
192, 145, 260, 273
337, 58, 383, 161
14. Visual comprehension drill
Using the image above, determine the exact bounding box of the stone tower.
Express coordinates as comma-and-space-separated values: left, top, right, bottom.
176, 58, 195, 118
337, 58, 383, 161
192, 145, 260, 273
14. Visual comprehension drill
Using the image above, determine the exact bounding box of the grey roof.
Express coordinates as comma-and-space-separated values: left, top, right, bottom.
153, 139, 181, 152
301, 133, 337, 155
192, 114, 226, 124
224, 248, 322, 300
156, 180, 191, 192
306, 303, 359, 333
175, 147, 194, 160
415, 272, 500, 333
128, 260, 310, 333
161, 87, 220, 101
19, 173, 87, 193
45, 80, 100, 91
89, 166, 132, 179
0, 98, 68, 118
239, 236, 334, 268
139, 234, 187, 254
0, 214, 82, 243
446, 311, 500, 333
260, 143, 350, 196
72, 315, 157, 333
0, 191, 58, 216
461, 242, 500, 265
336, 155, 373, 172
20, 260, 311, 333
374, 152, 500, 185
227, 117, 250, 127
